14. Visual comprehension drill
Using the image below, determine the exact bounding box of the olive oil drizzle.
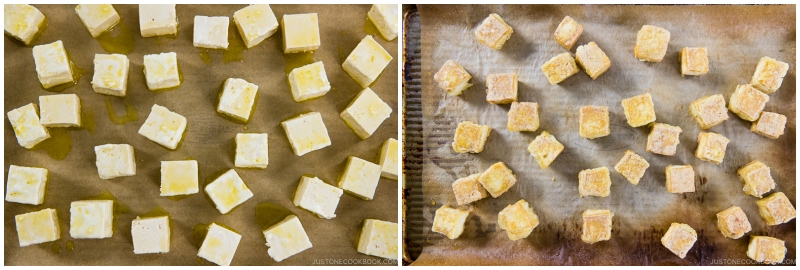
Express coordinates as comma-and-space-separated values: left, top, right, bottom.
96, 18, 136, 55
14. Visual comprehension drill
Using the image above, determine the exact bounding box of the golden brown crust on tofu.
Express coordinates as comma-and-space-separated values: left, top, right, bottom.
756, 192, 796, 226
661, 223, 697, 259
477, 162, 517, 198
452, 173, 489, 205
737, 161, 775, 198
621, 93, 656, 127
750, 56, 789, 94
575, 42, 611, 80
527, 131, 565, 169
485, 73, 518, 104
665, 165, 695, 194
635, 25, 670, 62
646, 123, 682, 156
716, 206, 752, 239
751, 111, 787, 139
729, 84, 769, 121
578, 167, 611, 197
497, 199, 539, 241
452, 121, 492, 154
507, 102, 539, 132
473, 13, 513, 50
431, 205, 470, 239
613, 150, 650, 185
541, 52, 579, 85
695, 132, 729, 164
579, 105, 610, 139
679, 47, 709, 76
434, 60, 473, 96
553, 16, 583, 50
747, 236, 787, 265
689, 94, 728, 129
581, 209, 613, 244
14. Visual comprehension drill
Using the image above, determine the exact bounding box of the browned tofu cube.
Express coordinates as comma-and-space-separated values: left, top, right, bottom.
646, 123, 682, 156
665, 165, 695, 194
497, 199, 539, 241
621, 93, 656, 127
689, 94, 728, 129
473, 13, 513, 50
527, 131, 564, 169
451, 173, 488, 205
431, 205, 470, 239
485, 73, 517, 104
581, 209, 613, 244
434, 60, 473, 96
575, 42, 611, 80
737, 161, 775, 198
553, 16, 583, 50
579, 105, 610, 139
751, 112, 787, 139
661, 223, 697, 259
578, 167, 611, 197
452, 121, 491, 154
507, 102, 539, 132
613, 150, 650, 185
716, 206, 752, 239
541, 52, 579, 85
729, 84, 769, 121
747, 236, 787, 265
679, 47, 709, 76
634, 25, 670, 62
695, 132, 729, 164
756, 192, 796, 226
477, 162, 517, 198
750, 56, 789, 94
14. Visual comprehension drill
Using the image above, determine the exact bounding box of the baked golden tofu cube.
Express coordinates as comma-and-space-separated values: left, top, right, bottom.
579, 105, 610, 139
756, 192, 796, 226
478, 162, 517, 198
621, 93, 656, 127
497, 199, 539, 241
716, 206, 751, 239
578, 167, 611, 197
452, 121, 492, 154
737, 161, 775, 198
581, 209, 613, 244
432, 205, 470, 239
646, 123, 682, 156
613, 150, 650, 185
665, 165, 695, 194
751, 112, 787, 139
729, 84, 769, 121
451, 173, 488, 205
575, 42, 611, 80
527, 131, 564, 169
473, 13, 513, 50
689, 94, 728, 129
695, 132, 729, 164
485, 73, 517, 104
679, 47, 708, 76
750, 56, 789, 94
661, 223, 697, 259
747, 236, 787, 265
507, 102, 539, 132
434, 60, 472, 96
541, 52, 579, 85
634, 25, 670, 62
553, 16, 583, 50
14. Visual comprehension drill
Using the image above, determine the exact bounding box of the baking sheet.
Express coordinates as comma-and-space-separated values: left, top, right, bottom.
410, 4, 795, 265
4, 4, 398, 266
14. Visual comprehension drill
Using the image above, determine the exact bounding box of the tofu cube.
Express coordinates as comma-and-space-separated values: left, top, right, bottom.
288, 61, 331, 102
70, 200, 113, 239
579, 105, 610, 139
204, 169, 253, 214
193, 16, 229, 49
751, 112, 787, 139
131, 216, 170, 254
646, 123, 682, 156
7, 103, 50, 149
665, 165, 695, 194
553, 16, 583, 50
613, 150, 650, 185
621, 93, 657, 127
357, 219, 398, 260
527, 131, 565, 169
575, 42, 611, 80
263, 215, 313, 262
581, 209, 613, 244
233, 4, 278, 48
634, 25, 670, 62
33, 40, 74, 88
507, 102, 539, 132
716, 206, 752, 239
338, 156, 382, 200
434, 60, 473, 96
15, 208, 60, 247
138, 104, 187, 150
342, 35, 393, 88
737, 161, 776, 198
679, 47, 709, 76
378, 138, 399, 180
340, 87, 393, 139
473, 13, 513, 50
689, 94, 728, 129
217, 78, 259, 122
747, 236, 787, 265
235, 133, 268, 169
695, 132, 729, 164
578, 167, 611, 197
198, 223, 241, 266
368, 4, 398, 41
5, 165, 48, 205
452, 173, 488, 205
91, 53, 130, 96
138, 4, 178, 37
293, 176, 343, 219
431, 205, 469, 239
756, 192, 796, 226
143, 52, 181, 90
729, 84, 769, 121
452, 121, 491, 154
661, 223, 697, 259
281, 112, 331, 156
160, 160, 199, 196
497, 199, 540, 241
485, 73, 518, 104
282, 13, 320, 53
541, 52, 579, 85
4, 4, 46, 45
94, 144, 136, 179
39, 94, 81, 127
750, 56, 789, 94
478, 162, 517, 198
75, 4, 119, 38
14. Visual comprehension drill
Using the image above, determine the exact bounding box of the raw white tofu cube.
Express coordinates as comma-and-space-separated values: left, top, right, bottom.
263, 215, 313, 262
340, 87, 393, 139
39, 94, 81, 127
5, 165, 47, 205
198, 223, 241, 266
4, 4, 46, 45
287, 61, 331, 102
138, 4, 178, 37
70, 200, 113, 239
342, 35, 393, 88
233, 4, 278, 48
15, 208, 60, 247
131, 216, 170, 254
138, 104, 187, 150
91, 53, 130, 96
235, 133, 268, 169
217, 78, 259, 122
357, 219, 398, 260
338, 156, 382, 200
160, 160, 198, 196
379, 138, 399, 180
94, 144, 136, 179
193, 15, 229, 49
368, 4, 398, 41
7, 103, 50, 149
32, 40, 74, 89
75, 4, 120, 38
293, 176, 343, 219
281, 112, 332, 156
282, 13, 320, 53
143, 52, 181, 90
204, 169, 253, 214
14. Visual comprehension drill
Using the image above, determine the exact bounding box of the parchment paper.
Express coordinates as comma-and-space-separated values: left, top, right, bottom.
4, 4, 398, 266
412, 5, 795, 265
